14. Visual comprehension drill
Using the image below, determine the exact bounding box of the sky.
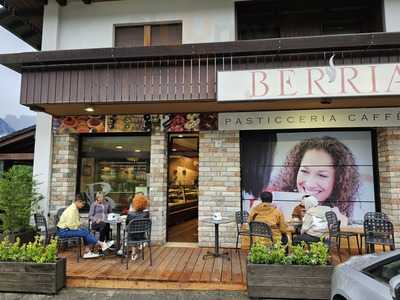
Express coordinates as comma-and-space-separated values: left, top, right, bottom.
0, 24, 36, 129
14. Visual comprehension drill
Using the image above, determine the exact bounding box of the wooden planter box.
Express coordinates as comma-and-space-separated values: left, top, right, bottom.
247, 263, 334, 300
0, 257, 66, 294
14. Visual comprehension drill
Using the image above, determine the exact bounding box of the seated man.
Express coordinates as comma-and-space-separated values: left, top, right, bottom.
248, 191, 288, 245
57, 195, 114, 259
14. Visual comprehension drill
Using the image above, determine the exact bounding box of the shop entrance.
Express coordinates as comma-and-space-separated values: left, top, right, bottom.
166, 134, 199, 243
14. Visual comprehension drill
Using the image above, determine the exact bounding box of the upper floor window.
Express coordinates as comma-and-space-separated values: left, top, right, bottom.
114, 23, 182, 47
236, 0, 383, 40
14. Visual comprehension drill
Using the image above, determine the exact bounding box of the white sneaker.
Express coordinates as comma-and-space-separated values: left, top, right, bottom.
83, 251, 100, 259
116, 249, 123, 256
131, 253, 138, 261
101, 240, 115, 251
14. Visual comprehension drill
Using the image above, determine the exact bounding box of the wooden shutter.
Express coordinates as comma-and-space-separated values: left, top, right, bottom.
115, 26, 144, 47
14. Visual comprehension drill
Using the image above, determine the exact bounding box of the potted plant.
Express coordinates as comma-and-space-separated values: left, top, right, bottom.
0, 166, 42, 243
247, 241, 334, 300
0, 237, 66, 294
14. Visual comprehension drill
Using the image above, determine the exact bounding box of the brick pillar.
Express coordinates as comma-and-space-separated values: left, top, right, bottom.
49, 134, 79, 221
149, 129, 168, 245
377, 128, 400, 247
198, 130, 241, 248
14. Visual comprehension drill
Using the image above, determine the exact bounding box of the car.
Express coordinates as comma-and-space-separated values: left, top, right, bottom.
331, 249, 400, 300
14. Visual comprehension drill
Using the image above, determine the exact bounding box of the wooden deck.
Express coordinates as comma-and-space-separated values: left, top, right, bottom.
61, 246, 247, 291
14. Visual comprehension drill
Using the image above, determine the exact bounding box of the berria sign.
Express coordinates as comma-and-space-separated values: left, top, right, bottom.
217, 63, 400, 101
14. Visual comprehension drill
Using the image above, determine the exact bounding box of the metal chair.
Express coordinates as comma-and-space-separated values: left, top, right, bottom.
249, 221, 274, 249
364, 218, 395, 253
325, 211, 360, 256
360, 212, 390, 250
364, 212, 389, 221
235, 211, 250, 251
325, 215, 342, 261
121, 218, 152, 269
33, 213, 56, 245
54, 208, 82, 262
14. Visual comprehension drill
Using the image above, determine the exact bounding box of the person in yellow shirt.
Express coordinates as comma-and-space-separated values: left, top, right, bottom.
57, 195, 114, 259
248, 191, 288, 245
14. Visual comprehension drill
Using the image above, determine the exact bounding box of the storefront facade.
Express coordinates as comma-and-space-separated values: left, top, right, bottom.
1, 0, 400, 248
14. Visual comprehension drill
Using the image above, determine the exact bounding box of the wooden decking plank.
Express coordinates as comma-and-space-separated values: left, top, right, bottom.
168, 247, 194, 281
188, 248, 208, 282
160, 247, 187, 279
210, 255, 224, 282
231, 247, 243, 283
145, 247, 179, 280
239, 250, 247, 282
141, 247, 170, 280
221, 249, 233, 282
199, 249, 215, 282
178, 247, 202, 282
127, 246, 164, 279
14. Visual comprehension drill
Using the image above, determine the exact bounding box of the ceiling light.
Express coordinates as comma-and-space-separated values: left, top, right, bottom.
85, 106, 95, 112
178, 134, 183, 138
134, 149, 141, 152
115, 145, 123, 149
172, 148, 177, 152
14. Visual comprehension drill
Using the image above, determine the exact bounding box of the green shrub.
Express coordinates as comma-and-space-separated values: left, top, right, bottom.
0, 166, 43, 233
0, 236, 58, 263
249, 241, 330, 265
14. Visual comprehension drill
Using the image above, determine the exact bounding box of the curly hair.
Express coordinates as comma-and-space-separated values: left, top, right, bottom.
270, 136, 359, 217
131, 194, 149, 212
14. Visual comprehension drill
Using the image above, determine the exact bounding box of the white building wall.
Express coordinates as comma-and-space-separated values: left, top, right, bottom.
384, 0, 400, 31
33, 0, 60, 217
57, 0, 236, 49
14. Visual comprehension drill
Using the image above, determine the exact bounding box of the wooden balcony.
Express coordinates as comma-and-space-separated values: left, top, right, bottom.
1, 32, 400, 115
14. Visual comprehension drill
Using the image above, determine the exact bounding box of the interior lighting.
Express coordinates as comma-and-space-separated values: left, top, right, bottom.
85, 106, 95, 112
115, 145, 123, 149
134, 149, 141, 152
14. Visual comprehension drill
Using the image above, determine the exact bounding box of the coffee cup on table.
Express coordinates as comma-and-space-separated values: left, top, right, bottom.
213, 212, 222, 221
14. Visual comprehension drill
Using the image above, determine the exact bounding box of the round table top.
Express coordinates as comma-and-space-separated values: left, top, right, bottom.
202, 217, 233, 225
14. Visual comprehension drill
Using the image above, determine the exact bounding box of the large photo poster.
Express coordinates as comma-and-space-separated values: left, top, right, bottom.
241, 131, 376, 225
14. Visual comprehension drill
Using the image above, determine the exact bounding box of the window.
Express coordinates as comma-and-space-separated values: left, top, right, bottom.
115, 23, 182, 47
78, 135, 151, 212
236, 0, 383, 40
364, 255, 400, 284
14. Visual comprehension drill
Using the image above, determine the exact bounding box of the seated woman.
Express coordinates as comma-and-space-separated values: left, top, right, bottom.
88, 191, 112, 242
126, 194, 150, 261
293, 195, 331, 245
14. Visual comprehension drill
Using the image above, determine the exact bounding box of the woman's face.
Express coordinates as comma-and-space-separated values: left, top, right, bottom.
96, 195, 104, 203
296, 149, 335, 203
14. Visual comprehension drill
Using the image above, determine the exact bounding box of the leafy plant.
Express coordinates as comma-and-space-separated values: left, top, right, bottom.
0, 236, 57, 263
0, 166, 43, 233
249, 240, 330, 265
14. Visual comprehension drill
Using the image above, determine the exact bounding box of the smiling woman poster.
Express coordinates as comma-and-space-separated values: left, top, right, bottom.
240, 131, 375, 225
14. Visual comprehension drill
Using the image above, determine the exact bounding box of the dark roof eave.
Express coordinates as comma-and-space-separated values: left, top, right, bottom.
1, 31, 400, 73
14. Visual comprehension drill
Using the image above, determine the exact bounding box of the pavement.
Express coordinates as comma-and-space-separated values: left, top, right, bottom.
0, 288, 253, 300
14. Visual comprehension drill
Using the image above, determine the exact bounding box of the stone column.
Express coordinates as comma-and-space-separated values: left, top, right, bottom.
49, 134, 79, 222
198, 130, 241, 248
149, 129, 168, 245
377, 128, 400, 247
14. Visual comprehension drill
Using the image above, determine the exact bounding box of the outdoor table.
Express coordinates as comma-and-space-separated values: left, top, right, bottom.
104, 218, 123, 250
341, 226, 364, 254
202, 217, 233, 260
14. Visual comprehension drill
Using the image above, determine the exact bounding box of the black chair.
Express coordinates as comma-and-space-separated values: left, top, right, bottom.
364, 217, 395, 253
325, 216, 342, 261
54, 208, 82, 262
121, 219, 152, 269
249, 221, 274, 249
364, 212, 389, 221
235, 211, 250, 251
360, 212, 390, 250
325, 211, 360, 256
88, 218, 112, 242
34, 213, 56, 245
